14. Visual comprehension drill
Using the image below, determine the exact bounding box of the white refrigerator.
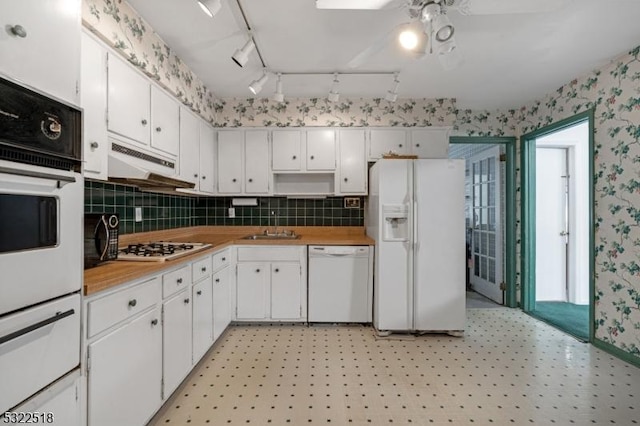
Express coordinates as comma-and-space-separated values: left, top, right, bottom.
366, 159, 466, 333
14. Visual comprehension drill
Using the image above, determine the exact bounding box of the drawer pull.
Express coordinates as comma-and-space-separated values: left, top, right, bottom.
128, 299, 137, 307
194, 173, 199, 178
215, 278, 220, 283
90, 141, 99, 149
399, 143, 403, 148
201, 266, 207, 272
0, 309, 74, 345
344, 177, 348, 182
184, 298, 190, 304
292, 155, 297, 160
10, 25, 27, 38
274, 268, 279, 273
310, 155, 315, 160
141, 119, 148, 126
177, 278, 183, 284
255, 269, 260, 273
416, 143, 420, 147
202, 175, 207, 180
151, 319, 158, 326
197, 290, 202, 296
232, 178, 237, 182
222, 257, 226, 261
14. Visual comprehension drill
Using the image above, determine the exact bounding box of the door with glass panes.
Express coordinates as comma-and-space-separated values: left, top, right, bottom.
470, 147, 503, 303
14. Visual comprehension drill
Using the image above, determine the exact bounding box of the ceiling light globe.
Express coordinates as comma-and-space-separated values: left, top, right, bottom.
399, 30, 419, 50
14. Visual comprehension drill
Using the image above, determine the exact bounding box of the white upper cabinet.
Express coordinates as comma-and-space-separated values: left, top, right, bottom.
217, 131, 244, 194
80, 32, 108, 180
410, 129, 450, 158
272, 130, 302, 171
368, 129, 408, 160
199, 122, 216, 194
244, 131, 270, 194
178, 107, 200, 186
0, 0, 81, 105
107, 53, 151, 146
306, 130, 336, 171
338, 129, 367, 194
150, 86, 179, 157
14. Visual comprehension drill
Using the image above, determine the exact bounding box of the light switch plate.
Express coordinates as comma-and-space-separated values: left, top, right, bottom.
228, 207, 235, 218
135, 207, 142, 222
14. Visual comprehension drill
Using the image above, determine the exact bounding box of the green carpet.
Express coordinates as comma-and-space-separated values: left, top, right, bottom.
532, 301, 589, 341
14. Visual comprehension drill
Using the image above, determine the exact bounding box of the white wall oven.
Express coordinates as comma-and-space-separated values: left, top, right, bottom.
0, 74, 83, 415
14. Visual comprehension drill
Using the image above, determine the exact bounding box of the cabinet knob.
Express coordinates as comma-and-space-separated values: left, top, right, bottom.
202, 175, 206, 180
248, 178, 253, 182
141, 119, 148, 125
310, 155, 315, 160
197, 290, 202, 295
232, 178, 237, 182
255, 269, 260, 273
184, 298, 190, 304
194, 173, 199, 178
415, 143, 420, 147
128, 299, 137, 307
90, 141, 99, 149
215, 278, 220, 283
274, 268, 279, 273
292, 155, 297, 160
10, 25, 27, 38
151, 319, 158, 326
222, 257, 226, 261
201, 266, 207, 272
344, 177, 348, 182
177, 278, 183, 284
398, 144, 403, 148
155, 127, 162, 132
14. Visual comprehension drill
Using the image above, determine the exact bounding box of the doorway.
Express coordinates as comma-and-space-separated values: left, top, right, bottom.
521, 111, 594, 341
449, 137, 517, 308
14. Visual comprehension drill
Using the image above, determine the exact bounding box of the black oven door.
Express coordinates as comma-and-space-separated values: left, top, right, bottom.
0, 194, 57, 253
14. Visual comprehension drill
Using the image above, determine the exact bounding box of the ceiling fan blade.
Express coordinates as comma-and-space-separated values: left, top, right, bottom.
451, 0, 572, 15
346, 22, 410, 68
316, 0, 403, 10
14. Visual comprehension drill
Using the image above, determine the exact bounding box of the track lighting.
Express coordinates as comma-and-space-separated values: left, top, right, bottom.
327, 73, 340, 103
197, 0, 222, 18
399, 29, 418, 50
232, 38, 256, 68
249, 71, 269, 95
432, 13, 454, 42
272, 73, 284, 103
438, 38, 457, 55
385, 73, 400, 102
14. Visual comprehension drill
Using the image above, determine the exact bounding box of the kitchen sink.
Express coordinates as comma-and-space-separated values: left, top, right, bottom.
242, 231, 301, 240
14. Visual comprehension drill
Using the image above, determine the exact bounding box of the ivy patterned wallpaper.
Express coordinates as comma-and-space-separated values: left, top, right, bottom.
80, 1, 639, 361
517, 46, 640, 358
82, 0, 216, 123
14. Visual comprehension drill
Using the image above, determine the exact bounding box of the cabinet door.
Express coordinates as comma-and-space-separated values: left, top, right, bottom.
236, 263, 269, 320
107, 53, 150, 145
369, 129, 408, 160
81, 32, 108, 180
179, 107, 200, 186
306, 130, 336, 170
339, 130, 367, 194
199, 122, 216, 193
270, 263, 302, 320
150, 86, 180, 156
272, 131, 301, 170
213, 266, 231, 341
162, 289, 193, 399
88, 308, 162, 426
410, 129, 450, 158
0, 0, 80, 105
217, 131, 243, 194
192, 276, 214, 363
244, 131, 270, 194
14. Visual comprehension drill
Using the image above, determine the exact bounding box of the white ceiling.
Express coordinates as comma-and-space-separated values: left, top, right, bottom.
127, 0, 640, 110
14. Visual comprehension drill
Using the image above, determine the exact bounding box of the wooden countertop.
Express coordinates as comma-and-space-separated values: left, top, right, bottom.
84, 226, 374, 296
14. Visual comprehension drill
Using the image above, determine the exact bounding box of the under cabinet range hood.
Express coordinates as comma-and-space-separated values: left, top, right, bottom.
107, 140, 194, 191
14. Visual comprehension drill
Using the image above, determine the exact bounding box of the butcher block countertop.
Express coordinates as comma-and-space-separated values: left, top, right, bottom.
84, 226, 374, 296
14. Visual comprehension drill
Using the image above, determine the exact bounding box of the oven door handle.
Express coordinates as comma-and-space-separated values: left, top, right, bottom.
0, 309, 75, 346
0, 166, 76, 188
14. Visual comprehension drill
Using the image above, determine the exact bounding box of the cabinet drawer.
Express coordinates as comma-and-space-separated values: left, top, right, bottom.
162, 265, 191, 298
237, 246, 302, 262
212, 249, 230, 271
87, 277, 160, 338
192, 256, 213, 282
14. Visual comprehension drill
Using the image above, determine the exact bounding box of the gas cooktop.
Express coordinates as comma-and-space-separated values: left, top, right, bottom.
117, 242, 211, 262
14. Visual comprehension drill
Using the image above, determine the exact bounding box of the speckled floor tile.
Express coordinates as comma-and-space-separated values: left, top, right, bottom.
148, 309, 640, 425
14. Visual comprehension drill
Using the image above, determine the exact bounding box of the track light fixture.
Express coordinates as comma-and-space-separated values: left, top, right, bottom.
327, 73, 340, 102
385, 73, 400, 102
197, 0, 222, 18
272, 73, 284, 103
432, 13, 454, 42
249, 71, 269, 95
232, 38, 256, 68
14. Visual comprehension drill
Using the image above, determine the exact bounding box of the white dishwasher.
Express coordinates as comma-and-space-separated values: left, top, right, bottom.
308, 245, 372, 323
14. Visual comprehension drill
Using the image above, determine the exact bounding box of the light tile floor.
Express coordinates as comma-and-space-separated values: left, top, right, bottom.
149, 308, 640, 425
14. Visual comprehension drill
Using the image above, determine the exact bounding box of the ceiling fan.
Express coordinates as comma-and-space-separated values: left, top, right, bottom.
316, 0, 572, 70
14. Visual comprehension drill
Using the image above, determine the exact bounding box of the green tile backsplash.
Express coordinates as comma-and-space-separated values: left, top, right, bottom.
85, 180, 364, 234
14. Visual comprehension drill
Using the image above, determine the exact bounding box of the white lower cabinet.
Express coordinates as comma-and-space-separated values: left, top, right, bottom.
212, 266, 231, 341
192, 276, 214, 363
87, 307, 162, 426
235, 246, 306, 322
162, 288, 192, 399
